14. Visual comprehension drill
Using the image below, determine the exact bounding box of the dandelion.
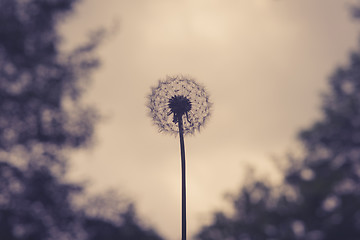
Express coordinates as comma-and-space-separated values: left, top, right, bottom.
147, 75, 212, 240
148, 75, 212, 135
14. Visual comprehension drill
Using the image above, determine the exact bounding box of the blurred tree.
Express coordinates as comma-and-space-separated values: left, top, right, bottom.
0, 0, 164, 239
0, 0, 99, 154
0, 161, 86, 239
196, 5, 360, 240
83, 201, 164, 240
195, 169, 298, 240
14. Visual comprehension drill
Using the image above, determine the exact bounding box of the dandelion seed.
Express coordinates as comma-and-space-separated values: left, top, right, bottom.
147, 75, 212, 135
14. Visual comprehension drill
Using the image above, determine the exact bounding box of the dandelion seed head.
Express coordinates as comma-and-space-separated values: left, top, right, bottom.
147, 75, 212, 135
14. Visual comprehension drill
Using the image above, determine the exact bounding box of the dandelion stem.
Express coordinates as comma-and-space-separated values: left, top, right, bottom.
178, 115, 187, 240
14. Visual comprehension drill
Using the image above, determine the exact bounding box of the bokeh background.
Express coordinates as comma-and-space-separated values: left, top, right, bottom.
60, 0, 359, 239
1, 0, 360, 239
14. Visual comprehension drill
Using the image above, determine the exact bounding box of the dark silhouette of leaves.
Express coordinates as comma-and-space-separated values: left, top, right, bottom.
196, 6, 360, 240
0, 1, 164, 239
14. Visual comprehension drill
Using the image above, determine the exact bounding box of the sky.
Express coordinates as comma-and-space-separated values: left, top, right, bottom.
60, 0, 359, 239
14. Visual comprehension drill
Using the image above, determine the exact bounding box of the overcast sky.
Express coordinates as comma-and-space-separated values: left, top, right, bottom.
61, 0, 359, 239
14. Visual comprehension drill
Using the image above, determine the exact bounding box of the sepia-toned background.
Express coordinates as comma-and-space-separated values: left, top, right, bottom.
60, 0, 359, 238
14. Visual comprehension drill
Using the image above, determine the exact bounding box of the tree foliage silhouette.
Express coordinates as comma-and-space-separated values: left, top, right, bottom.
196, 6, 360, 240
0, 0, 163, 239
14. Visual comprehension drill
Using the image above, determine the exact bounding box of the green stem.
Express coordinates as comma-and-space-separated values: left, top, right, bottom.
178, 115, 187, 240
